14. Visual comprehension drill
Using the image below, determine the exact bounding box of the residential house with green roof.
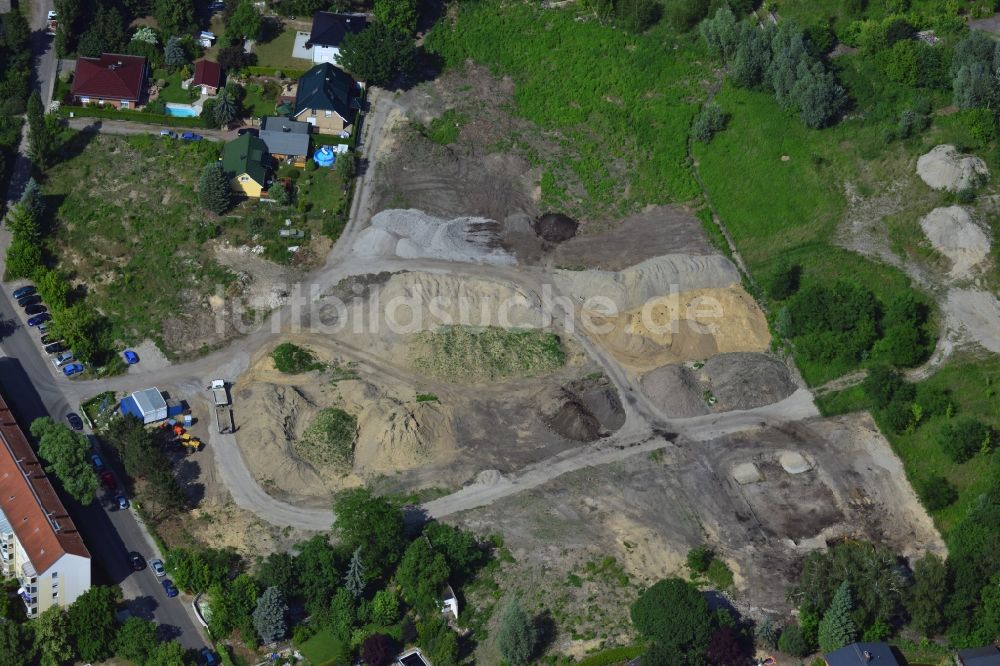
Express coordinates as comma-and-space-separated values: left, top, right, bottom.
293, 63, 361, 136
222, 133, 269, 198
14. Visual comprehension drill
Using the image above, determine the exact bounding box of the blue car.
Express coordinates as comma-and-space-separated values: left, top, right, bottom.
123, 349, 139, 364
27, 313, 50, 327
161, 579, 179, 597
62, 363, 84, 377
11, 285, 35, 299
180, 132, 203, 141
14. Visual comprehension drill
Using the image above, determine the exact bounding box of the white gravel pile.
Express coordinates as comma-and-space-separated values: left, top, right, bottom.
353, 209, 516, 266
919, 206, 991, 278
917, 144, 989, 192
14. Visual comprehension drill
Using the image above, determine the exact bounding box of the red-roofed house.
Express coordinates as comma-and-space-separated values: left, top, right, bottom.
193, 59, 222, 96
71, 53, 148, 109
0, 393, 91, 617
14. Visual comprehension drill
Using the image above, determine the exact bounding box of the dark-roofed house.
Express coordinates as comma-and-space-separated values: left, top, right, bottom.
0, 392, 91, 618
193, 59, 222, 96
304, 12, 367, 65
824, 642, 900, 666
958, 646, 1000, 666
260, 116, 311, 164
71, 53, 148, 109
293, 63, 361, 136
222, 133, 270, 198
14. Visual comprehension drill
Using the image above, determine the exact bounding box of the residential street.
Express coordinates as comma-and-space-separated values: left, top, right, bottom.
0, 0, 208, 650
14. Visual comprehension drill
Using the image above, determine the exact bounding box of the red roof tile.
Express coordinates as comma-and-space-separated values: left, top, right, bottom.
71, 53, 147, 101
0, 395, 89, 574
193, 59, 222, 89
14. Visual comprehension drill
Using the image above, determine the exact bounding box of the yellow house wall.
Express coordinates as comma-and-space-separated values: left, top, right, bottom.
231, 173, 263, 198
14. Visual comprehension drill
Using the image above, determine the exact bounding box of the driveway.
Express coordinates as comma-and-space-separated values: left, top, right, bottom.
64, 117, 232, 141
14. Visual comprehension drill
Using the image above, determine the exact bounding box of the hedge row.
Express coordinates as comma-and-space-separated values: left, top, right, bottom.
246, 66, 309, 79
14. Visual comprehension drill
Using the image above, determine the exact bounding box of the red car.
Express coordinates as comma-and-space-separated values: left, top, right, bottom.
100, 471, 117, 491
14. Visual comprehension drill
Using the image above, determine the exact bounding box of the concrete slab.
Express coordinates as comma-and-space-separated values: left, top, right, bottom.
778, 451, 812, 474
292, 32, 313, 61
731, 462, 762, 485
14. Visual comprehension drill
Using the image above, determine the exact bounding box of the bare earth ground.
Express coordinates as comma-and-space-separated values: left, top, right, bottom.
452, 413, 944, 653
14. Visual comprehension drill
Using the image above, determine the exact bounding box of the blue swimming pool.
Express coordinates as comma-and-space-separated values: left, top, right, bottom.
165, 104, 200, 118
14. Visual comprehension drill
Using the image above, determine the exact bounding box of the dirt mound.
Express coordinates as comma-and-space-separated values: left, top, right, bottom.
640, 365, 710, 418
535, 213, 579, 242
353, 209, 516, 266
919, 206, 991, 278
916, 144, 989, 193
576, 385, 626, 432
702, 353, 798, 411
538, 388, 604, 442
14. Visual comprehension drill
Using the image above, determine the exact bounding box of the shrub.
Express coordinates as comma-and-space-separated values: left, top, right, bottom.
916, 475, 958, 511
686, 545, 713, 573
777, 623, 810, 657
296, 408, 357, 468
706, 559, 734, 590
691, 103, 728, 142
767, 261, 801, 300
665, 0, 709, 32
270, 342, 323, 373
615, 0, 661, 34
937, 417, 992, 463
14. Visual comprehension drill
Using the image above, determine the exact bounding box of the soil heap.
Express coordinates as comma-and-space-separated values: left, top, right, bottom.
917, 145, 989, 193
919, 206, 991, 278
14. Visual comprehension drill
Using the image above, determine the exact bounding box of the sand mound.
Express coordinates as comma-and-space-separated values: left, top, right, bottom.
577, 385, 626, 432
371, 271, 544, 331
234, 377, 458, 497
702, 353, 797, 411
555, 254, 740, 311
535, 213, 579, 242
588, 286, 771, 373
353, 209, 516, 265
919, 206, 991, 277
917, 145, 989, 193
640, 365, 710, 418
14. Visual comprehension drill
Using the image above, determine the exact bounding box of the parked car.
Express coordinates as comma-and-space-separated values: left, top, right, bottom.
149, 558, 166, 577
66, 413, 83, 430
201, 649, 219, 666
43, 342, 63, 355
100, 471, 116, 491
52, 352, 74, 368
24, 304, 47, 316
115, 495, 129, 510
90, 453, 104, 470
37, 322, 49, 334
123, 349, 139, 364
17, 294, 41, 307
27, 313, 50, 327
40, 334, 58, 345
236, 127, 258, 137
159, 130, 177, 138
11, 285, 36, 299
161, 579, 179, 598
46, 10, 57, 20
62, 363, 84, 377
129, 552, 146, 571
180, 132, 203, 141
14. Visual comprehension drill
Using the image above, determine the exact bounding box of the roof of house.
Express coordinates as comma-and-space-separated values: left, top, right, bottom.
193, 59, 222, 89
222, 133, 269, 186
131, 388, 166, 416
294, 63, 358, 121
0, 394, 90, 574
71, 53, 147, 101
305, 12, 367, 48
825, 643, 900, 666
260, 117, 311, 156
958, 646, 1000, 666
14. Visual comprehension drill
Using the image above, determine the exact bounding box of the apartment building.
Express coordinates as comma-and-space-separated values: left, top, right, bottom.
0, 394, 91, 617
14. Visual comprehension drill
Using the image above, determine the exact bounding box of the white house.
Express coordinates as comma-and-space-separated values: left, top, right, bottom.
0, 395, 91, 617
120, 387, 168, 424
304, 12, 367, 65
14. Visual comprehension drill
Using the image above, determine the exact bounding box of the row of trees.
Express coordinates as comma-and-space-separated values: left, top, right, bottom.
54, 0, 199, 57
29, 418, 98, 505
701, 8, 846, 129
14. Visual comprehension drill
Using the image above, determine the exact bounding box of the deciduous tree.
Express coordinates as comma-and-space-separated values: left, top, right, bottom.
339, 24, 416, 86
114, 616, 158, 665
67, 586, 118, 662
397, 539, 449, 613
35, 606, 74, 666
906, 554, 949, 637
154, 0, 195, 37
332, 488, 406, 580
30, 418, 97, 505
374, 0, 418, 36
630, 578, 712, 661
497, 599, 537, 666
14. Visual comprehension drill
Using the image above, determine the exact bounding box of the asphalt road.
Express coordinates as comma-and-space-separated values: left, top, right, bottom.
0, 287, 208, 649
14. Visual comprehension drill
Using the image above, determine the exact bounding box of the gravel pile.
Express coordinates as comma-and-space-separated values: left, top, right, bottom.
919, 206, 991, 278
702, 353, 797, 411
640, 364, 710, 418
917, 144, 989, 193
353, 209, 516, 265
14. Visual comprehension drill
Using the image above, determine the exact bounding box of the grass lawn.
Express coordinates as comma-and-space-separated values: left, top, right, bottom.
296, 627, 345, 666
240, 81, 279, 118
253, 25, 308, 72
42, 133, 232, 349
425, 1, 706, 217
154, 69, 200, 105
